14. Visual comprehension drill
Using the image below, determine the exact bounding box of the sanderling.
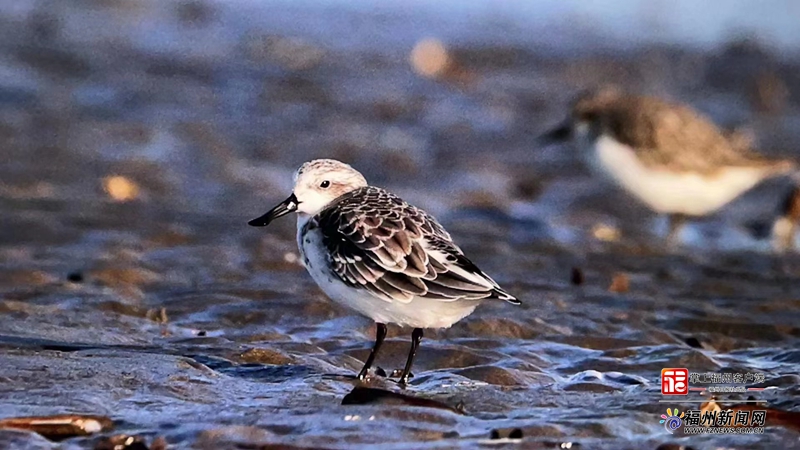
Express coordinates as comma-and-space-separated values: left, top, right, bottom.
248, 159, 519, 385
540, 87, 796, 245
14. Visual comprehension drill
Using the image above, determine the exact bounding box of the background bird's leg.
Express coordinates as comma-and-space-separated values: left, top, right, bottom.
357, 322, 387, 381
772, 218, 797, 253
666, 213, 687, 247
773, 186, 800, 253
398, 328, 424, 386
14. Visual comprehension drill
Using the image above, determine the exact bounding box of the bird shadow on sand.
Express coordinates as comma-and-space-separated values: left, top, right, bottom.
319, 369, 467, 414
341, 386, 466, 414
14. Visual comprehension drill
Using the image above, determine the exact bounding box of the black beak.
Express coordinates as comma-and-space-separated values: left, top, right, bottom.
248, 193, 299, 227
537, 121, 572, 146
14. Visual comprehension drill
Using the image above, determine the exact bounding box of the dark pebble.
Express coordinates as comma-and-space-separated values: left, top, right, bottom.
489, 427, 524, 439
67, 271, 84, 283
570, 267, 584, 286
684, 336, 703, 348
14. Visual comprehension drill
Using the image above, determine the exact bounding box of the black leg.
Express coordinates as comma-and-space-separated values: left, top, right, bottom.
357, 323, 387, 381
398, 328, 424, 386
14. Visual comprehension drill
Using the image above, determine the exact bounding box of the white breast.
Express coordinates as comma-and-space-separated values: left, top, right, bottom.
587, 135, 770, 216
295, 217, 478, 329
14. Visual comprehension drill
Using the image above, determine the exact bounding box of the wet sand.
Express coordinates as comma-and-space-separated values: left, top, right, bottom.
0, 1, 799, 448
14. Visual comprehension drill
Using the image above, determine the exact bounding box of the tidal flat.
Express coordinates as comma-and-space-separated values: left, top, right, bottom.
0, 1, 799, 448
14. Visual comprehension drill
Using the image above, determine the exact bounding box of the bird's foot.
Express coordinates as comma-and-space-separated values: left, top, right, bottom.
388, 369, 414, 387
356, 366, 388, 383
388, 369, 413, 379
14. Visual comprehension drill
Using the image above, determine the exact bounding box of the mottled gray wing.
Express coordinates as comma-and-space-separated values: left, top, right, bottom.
608, 96, 793, 174
315, 186, 518, 304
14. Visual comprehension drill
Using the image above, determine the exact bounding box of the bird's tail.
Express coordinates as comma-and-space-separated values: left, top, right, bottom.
491, 286, 521, 305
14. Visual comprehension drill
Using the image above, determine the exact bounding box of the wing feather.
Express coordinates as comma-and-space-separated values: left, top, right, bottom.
353, 259, 382, 284
315, 186, 519, 305
605, 95, 791, 174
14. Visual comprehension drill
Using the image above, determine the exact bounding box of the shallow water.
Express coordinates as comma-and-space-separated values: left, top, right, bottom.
0, 1, 799, 449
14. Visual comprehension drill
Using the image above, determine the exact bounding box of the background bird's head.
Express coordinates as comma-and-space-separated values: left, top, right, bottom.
539, 85, 623, 146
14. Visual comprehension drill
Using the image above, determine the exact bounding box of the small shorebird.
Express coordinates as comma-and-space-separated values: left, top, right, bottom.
540, 88, 796, 244
248, 159, 519, 385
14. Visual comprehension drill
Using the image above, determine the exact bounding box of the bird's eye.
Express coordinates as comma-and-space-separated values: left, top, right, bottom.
320, 180, 330, 188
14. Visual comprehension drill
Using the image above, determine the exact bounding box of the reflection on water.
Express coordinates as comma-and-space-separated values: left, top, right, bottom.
0, 0, 799, 448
